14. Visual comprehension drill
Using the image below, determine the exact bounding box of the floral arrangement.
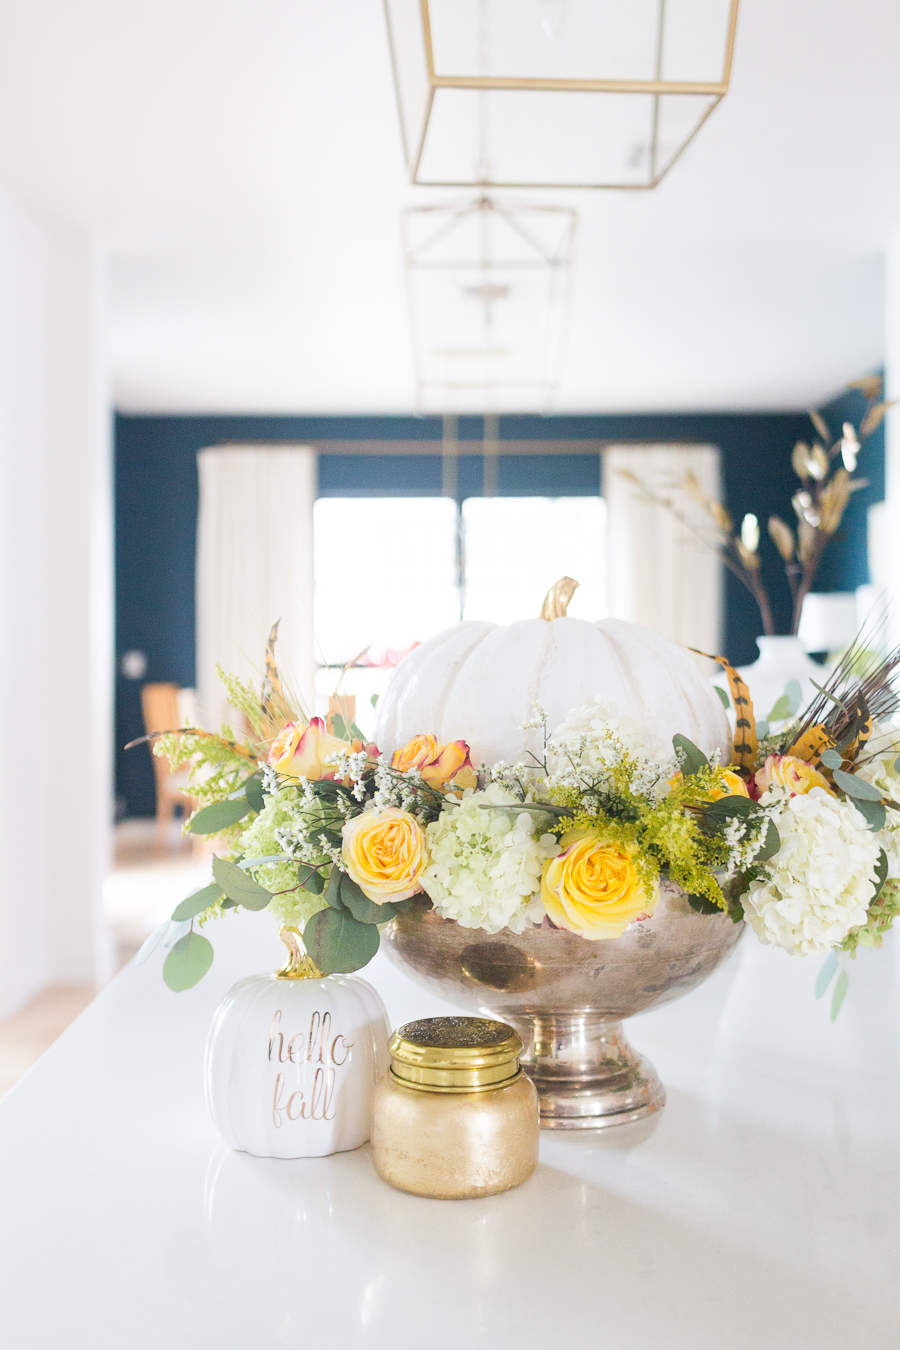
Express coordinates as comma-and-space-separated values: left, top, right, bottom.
139, 630, 900, 1021
618, 376, 892, 638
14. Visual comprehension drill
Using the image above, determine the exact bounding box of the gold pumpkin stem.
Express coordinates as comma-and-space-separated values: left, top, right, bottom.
540, 576, 579, 621
276, 925, 323, 980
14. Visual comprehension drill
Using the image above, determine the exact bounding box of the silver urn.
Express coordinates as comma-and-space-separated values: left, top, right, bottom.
383, 880, 743, 1129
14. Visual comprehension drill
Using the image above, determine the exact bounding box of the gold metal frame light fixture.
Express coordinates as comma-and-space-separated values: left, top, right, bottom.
403, 195, 576, 415
384, 0, 740, 189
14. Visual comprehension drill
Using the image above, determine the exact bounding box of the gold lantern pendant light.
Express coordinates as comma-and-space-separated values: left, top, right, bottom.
383, 0, 740, 189
402, 194, 576, 414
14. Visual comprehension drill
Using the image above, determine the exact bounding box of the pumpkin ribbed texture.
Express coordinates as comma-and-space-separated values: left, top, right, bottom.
373, 616, 730, 767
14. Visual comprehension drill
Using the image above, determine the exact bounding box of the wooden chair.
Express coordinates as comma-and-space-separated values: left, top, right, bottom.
140, 682, 195, 848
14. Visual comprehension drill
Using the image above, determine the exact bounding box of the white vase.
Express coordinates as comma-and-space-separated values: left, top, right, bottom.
205, 929, 390, 1159
713, 635, 824, 729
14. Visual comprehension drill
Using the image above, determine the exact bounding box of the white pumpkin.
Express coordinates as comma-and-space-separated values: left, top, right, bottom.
374, 581, 730, 766
205, 933, 390, 1159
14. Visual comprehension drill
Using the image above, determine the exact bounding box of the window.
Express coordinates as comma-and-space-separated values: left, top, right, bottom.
313, 494, 607, 735
462, 497, 606, 624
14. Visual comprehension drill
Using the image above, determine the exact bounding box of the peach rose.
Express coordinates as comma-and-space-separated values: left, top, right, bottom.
341, 807, 427, 903
391, 734, 439, 774
391, 734, 477, 791
754, 754, 833, 798
541, 830, 657, 940
268, 718, 355, 782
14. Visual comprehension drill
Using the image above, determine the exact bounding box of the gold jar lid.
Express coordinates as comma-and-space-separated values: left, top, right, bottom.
388, 1016, 523, 1093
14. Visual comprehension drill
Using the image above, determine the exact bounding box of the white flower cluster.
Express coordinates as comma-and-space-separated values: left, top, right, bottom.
420, 784, 560, 934
371, 755, 426, 816
855, 723, 900, 878
489, 760, 538, 795
545, 698, 676, 804
722, 811, 772, 878
325, 748, 370, 801
741, 787, 881, 955
855, 722, 900, 804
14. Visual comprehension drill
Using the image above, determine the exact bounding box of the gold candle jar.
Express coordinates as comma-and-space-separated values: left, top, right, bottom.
371, 1016, 539, 1199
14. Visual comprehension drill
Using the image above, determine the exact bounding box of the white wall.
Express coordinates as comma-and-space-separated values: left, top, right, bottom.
0, 192, 113, 1017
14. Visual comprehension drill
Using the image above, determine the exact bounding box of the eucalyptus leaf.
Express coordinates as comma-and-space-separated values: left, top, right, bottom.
894, 754, 900, 773
701, 788, 761, 820
134, 921, 170, 967
784, 679, 802, 715
819, 748, 843, 770
755, 720, 770, 739
348, 721, 366, 742
331, 714, 348, 740
164, 919, 192, 947
672, 734, 708, 777
832, 767, 884, 800
815, 949, 839, 999
830, 968, 849, 1022
163, 931, 214, 991
339, 873, 405, 924
767, 695, 791, 722
714, 684, 731, 710
755, 820, 781, 862
370, 693, 379, 709
171, 882, 222, 921
324, 865, 345, 910
852, 796, 887, 832
873, 848, 889, 901
189, 798, 251, 835
244, 774, 265, 814
211, 855, 272, 910
704, 794, 758, 827
477, 801, 570, 817
304, 906, 380, 974
298, 865, 326, 894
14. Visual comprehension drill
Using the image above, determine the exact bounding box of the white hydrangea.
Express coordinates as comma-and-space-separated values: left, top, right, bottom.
855, 722, 900, 804
852, 722, 900, 877
741, 787, 880, 955
545, 697, 676, 803
421, 784, 560, 935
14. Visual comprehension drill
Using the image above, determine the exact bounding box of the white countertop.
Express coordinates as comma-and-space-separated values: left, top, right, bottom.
1, 910, 898, 1350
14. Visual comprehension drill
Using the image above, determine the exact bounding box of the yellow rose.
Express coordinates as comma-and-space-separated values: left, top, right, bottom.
540, 830, 657, 940
341, 807, 427, 903
268, 718, 355, 781
391, 734, 478, 791
754, 753, 832, 798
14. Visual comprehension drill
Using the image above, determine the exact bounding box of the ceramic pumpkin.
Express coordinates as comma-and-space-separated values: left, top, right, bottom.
373, 578, 730, 766
205, 928, 390, 1159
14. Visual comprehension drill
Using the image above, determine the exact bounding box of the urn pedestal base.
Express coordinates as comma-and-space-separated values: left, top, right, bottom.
382, 890, 743, 1130
507, 1013, 664, 1129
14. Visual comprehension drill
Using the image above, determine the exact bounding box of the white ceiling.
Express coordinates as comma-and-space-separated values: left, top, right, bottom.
0, 0, 895, 414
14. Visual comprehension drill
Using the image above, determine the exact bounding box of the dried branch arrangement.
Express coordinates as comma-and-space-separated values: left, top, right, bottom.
618, 377, 893, 637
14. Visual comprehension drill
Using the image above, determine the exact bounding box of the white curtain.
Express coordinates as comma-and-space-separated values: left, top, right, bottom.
604, 444, 723, 655
196, 446, 316, 732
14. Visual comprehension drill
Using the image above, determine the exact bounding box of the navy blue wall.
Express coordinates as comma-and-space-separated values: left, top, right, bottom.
814, 386, 884, 593
116, 405, 877, 816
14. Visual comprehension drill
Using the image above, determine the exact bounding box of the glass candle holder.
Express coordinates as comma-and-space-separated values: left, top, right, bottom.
371, 1016, 539, 1199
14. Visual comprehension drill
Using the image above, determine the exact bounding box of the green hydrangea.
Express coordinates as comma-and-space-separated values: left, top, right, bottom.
238, 785, 330, 928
